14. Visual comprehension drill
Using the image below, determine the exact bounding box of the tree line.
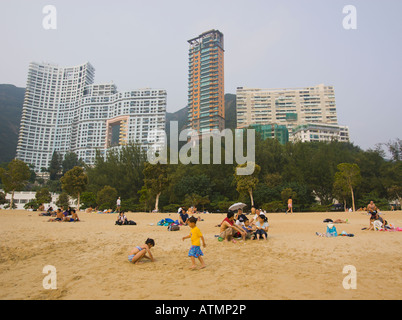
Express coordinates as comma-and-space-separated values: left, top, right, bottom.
0, 135, 401, 213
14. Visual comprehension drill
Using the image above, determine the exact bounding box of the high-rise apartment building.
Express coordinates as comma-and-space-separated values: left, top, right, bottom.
236, 84, 340, 137
187, 30, 225, 133
16, 62, 166, 171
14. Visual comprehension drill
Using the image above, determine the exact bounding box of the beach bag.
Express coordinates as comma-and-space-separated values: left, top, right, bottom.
127, 220, 136, 225
168, 224, 180, 231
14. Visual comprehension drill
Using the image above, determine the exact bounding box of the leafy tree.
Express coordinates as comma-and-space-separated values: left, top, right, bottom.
96, 185, 117, 210
86, 144, 146, 200
0, 159, 31, 209
385, 138, 402, 162
138, 186, 154, 212
48, 151, 62, 180
0, 191, 7, 205
35, 188, 52, 205
234, 163, 261, 207
80, 192, 97, 209
143, 162, 169, 212
60, 166, 88, 211
62, 152, 83, 174
334, 163, 362, 212
183, 193, 210, 210
56, 192, 70, 209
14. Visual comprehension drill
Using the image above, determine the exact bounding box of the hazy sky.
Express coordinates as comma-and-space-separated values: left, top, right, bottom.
0, 0, 401, 151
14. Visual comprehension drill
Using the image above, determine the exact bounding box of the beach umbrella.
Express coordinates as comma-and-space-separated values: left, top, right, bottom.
228, 202, 247, 211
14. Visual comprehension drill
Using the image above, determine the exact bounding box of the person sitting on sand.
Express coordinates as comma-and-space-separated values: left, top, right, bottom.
64, 209, 80, 222
219, 212, 247, 242
241, 218, 255, 239
249, 208, 262, 225
179, 209, 190, 225
116, 212, 128, 225
316, 223, 338, 237
254, 214, 269, 240
128, 238, 155, 264
48, 209, 64, 222
85, 207, 93, 213
366, 211, 387, 231
367, 201, 378, 214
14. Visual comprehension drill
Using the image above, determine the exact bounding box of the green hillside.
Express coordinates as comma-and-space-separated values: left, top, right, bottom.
0, 84, 25, 163
165, 93, 237, 132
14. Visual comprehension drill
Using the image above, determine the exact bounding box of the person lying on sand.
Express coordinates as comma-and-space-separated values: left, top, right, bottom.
333, 219, 348, 224
128, 238, 155, 264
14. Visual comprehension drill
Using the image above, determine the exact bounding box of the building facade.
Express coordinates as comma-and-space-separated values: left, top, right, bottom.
16, 62, 166, 171
246, 123, 289, 145
236, 84, 340, 138
292, 123, 350, 143
187, 30, 225, 133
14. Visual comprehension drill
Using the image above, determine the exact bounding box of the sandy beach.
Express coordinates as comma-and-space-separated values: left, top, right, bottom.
0, 209, 401, 300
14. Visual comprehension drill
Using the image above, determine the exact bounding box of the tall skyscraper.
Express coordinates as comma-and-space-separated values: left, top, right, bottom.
187, 29, 225, 133
16, 62, 166, 171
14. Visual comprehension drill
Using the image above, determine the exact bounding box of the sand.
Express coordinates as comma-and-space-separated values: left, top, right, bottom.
0, 209, 401, 300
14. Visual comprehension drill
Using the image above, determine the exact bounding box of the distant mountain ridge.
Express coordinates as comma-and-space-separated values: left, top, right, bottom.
0, 84, 237, 163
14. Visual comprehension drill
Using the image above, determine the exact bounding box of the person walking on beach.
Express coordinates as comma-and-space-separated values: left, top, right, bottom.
286, 197, 293, 214
182, 216, 206, 270
116, 197, 121, 213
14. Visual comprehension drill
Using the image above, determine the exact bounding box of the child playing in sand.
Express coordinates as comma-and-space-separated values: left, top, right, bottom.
182, 216, 206, 269
128, 238, 155, 264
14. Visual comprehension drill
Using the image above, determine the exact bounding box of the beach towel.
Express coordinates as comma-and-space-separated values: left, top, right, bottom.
339, 231, 354, 237
157, 218, 176, 226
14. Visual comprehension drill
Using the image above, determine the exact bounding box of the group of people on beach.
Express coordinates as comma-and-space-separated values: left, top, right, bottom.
42, 207, 80, 222
218, 209, 269, 242
365, 200, 389, 231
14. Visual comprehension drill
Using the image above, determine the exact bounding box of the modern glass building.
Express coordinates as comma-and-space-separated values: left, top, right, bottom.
187, 30, 225, 133
16, 62, 166, 171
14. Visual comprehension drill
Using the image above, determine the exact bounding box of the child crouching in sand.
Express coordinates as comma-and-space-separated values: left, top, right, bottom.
128, 238, 155, 264
182, 216, 206, 270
